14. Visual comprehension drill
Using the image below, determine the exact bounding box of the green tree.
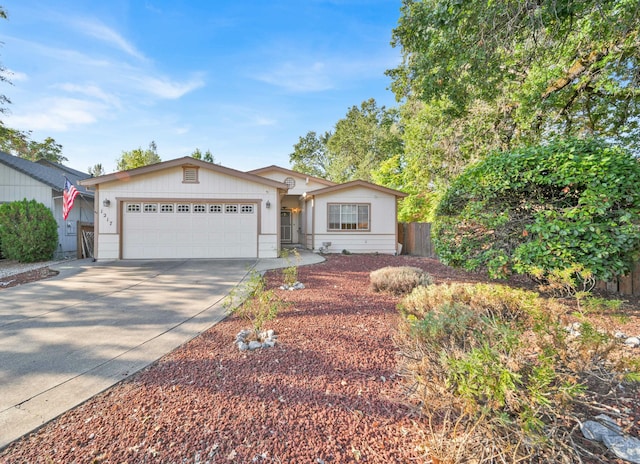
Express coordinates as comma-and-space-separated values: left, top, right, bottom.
116, 141, 161, 171
0, 199, 58, 262
388, 0, 640, 193
289, 99, 402, 183
88, 163, 105, 177
325, 98, 402, 183
0, 125, 68, 163
289, 131, 331, 179
433, 138, 640, 282
190, 148, 215, 163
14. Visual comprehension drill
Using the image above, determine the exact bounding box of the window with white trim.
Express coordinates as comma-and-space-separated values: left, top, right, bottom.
160, 204, 174, 213
210, 204, 222, 213
284, 177, 296, 189
127, 203, 141, 213
143, 203, 157, 213
193, 204, 206, 213
177, 204, 190, 213
328, 204, 370, 231
225, 204, 238, 213
240, 204, 254, 214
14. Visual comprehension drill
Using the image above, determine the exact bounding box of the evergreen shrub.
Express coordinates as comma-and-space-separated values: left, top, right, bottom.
0, 199, 58, 262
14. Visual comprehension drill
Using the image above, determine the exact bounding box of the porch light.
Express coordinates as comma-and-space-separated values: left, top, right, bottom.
266, 200, 271, 209
103, 199, 111, 207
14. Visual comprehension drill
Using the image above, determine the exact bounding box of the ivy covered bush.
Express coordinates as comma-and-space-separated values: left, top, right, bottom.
434, 138, 640, 281
0, 199, 59, 262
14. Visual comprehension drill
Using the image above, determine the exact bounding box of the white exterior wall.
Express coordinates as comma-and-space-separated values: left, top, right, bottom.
94, 166, 279, 259
312, 186, 398, 255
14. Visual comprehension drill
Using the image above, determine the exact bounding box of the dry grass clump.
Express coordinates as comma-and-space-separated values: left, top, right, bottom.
395, 282, 637, 463
370, 266, 432, 295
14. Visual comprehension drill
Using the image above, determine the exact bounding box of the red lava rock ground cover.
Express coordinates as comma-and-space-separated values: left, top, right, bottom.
0, 254, 638, 463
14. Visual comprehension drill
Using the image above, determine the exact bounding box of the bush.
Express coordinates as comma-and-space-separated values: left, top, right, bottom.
0, 199, 58, 262
223, 270, 283, 339
395, 282, 637, 463
434, 138, 640, 282
370, 266, 432, 294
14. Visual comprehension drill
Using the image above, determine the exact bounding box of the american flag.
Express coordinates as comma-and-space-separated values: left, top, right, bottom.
63, 177, 79, 220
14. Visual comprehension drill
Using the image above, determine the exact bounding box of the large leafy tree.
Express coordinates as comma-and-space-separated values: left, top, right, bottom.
0, 125, 68, 163
388, 0, 640, 205
289, 99, 402, 183
116, 141, 161, 171
290, 131, 331, 179
325, 98, 402, 183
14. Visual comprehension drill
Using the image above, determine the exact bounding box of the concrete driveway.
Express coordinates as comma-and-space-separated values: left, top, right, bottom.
0, 258, 256, 449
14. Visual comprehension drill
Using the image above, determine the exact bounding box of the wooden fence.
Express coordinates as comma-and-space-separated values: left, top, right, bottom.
596, 261, 640, 296
398, 222, 640, 296
397, 222, 436, 258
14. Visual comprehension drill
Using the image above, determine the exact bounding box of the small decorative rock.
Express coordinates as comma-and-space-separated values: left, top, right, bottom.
581, 414, 640, 463
235, 328, 278, 351
248, 341, 262, 350
566, 325, 639, 348
279, 281, 305, 291
625, 336, 640, 347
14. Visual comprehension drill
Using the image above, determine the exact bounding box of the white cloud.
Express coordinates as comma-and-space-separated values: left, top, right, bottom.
55, 83, 121, 108
132, 74, 206, 99
6, 98, 106, 131
3, 69, 28, 82
256, 61, 333, 92
70, 18, 146, 61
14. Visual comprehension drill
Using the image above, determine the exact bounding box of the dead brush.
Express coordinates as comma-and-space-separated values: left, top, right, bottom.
394, 282, 632, 463
370, 266, 432, 295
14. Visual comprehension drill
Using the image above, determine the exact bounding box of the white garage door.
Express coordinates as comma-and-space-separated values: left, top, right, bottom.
122, 201, 258, 259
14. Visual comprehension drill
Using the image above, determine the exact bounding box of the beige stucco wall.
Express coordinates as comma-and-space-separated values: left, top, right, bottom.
310, 186, 398, 254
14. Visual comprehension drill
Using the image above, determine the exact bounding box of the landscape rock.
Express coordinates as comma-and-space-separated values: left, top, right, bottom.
581, 414, 640, 463
248, 341, 262, 350
625, 336, 640, 347
279, 281, 305, 291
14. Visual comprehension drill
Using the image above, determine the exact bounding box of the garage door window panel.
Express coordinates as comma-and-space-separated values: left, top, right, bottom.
193, 204, 206, 213
144, 203, 158, 213
161, 204, 174, 213
210, 204, 222, 213
177, 204, 190, 213
127, 204, 141, 213
225, 204, 238, 213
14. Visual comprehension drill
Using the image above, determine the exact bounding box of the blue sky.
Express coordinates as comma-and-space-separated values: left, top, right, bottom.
0, 1, 402, 174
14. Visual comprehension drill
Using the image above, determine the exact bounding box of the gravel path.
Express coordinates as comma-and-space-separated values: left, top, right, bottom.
1, 254, 637, 463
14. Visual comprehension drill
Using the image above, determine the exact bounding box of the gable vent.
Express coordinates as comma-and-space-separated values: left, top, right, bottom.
183, 167, 199, 183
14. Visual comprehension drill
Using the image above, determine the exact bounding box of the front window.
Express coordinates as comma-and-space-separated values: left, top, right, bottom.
328, 204, 370, 231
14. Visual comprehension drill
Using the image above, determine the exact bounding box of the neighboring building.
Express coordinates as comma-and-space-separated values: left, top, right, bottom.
80, 158, 406, 260
0, 151, 95, 258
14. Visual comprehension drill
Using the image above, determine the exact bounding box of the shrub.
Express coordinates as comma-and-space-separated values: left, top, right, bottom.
395, 282, 636, 463
279, 248, 300, 286
370, 266, 432, 295
434, 137, 640, 282
223, 270, 283, 339
0, 199, 58, 262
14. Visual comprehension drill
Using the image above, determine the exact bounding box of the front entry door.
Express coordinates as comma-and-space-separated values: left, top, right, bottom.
281, 211, 292, 243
